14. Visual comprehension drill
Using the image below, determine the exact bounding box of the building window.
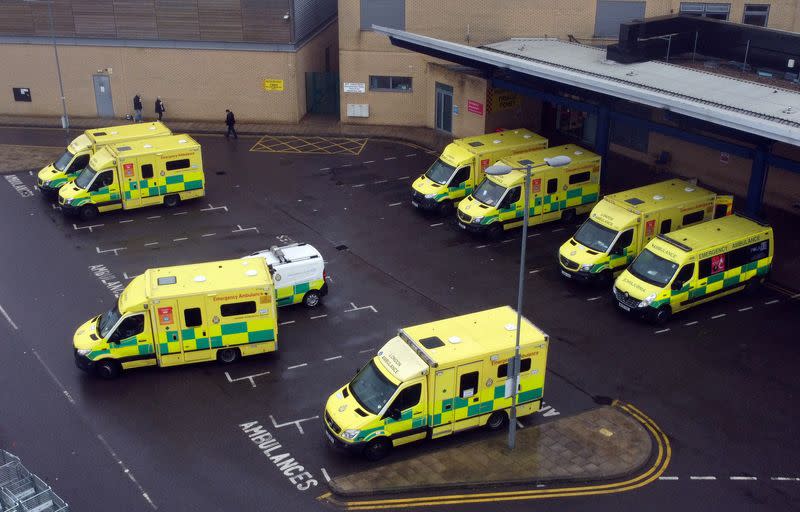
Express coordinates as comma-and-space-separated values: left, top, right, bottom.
610, 119, 649, 153
743, 4, 769, 26
361, 0, 405, 30
594, 1, 646, 38
680, 3, 731, 20
369, 76, 413, 92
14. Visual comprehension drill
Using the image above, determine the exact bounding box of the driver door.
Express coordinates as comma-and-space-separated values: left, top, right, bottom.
383, 381, 427, 446
107, 313, 156, 369
608, 228, 635, 272
66, 154, 90, 179
448, 166, 471, 200
91, 170, 123, 212
497, 186, 521, 226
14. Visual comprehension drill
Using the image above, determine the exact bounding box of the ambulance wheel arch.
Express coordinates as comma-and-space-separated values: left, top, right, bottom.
217, 347, 241, 364
486, 410, 508, 431
652, 305, 672, 325
303, 290, 321, 308
80, 204, 99, 221
95, 358, 121, 379
487, 222, 504, 240
164, 194, 180, 208
363, 437, 392, 461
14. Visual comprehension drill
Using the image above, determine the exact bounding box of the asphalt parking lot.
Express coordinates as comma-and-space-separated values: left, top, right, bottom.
0, 126, 798, 511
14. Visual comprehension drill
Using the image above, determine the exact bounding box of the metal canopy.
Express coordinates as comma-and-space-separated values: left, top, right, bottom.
373, 25, 800, 148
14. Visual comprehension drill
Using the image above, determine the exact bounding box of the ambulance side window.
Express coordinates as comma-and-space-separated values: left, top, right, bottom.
91, 171, 113, 191
220, 301, 256, 317
166, 159, 190, 171
459, 372, 479, 398
568, 171, 590, 185
497, 358, 532, 378
501, 187, 521, 208
682, 210, 705, 226
69, 154, 90, 173
451, 166, 470, 186
546, 178, 558, 194
388, 383, 422, 414
610, 229, 633, 255
141, 164, 153, 179
110, 314, 144, 342
660, 219, 672, 234
183, 307, 202, 327
673, 263, 695, 288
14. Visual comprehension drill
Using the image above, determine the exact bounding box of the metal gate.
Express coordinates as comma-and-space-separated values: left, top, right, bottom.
305, 72, 340, 117
92, 74, 114, 118
435, 82, 453, 133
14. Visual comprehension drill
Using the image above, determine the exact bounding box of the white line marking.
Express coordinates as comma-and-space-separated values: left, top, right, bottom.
324, 356, 342, 362
587, 296, 602, 301
173, 237, 188, 242
96, 434, 158, 510
389, 202, 403, 207
146, 215, 161, 220
269, 414, 319, 435
373, 179, 388, 184
516, 420, 524, 429
384, 156, 396, 161
398, 175, 411, 180
172, 211, 188, 216
201, 233, 216, 237
730, 476, 757, 481
319, 167, 330, 171
359, 348, 375, 353
363, 160, 375, 164
232, 224, 259, 234
0, 304, 19, 330
200, 203, 228, 212
352, 183, 365, 188
738, 306, 753, 312
501, 239, 514, 244
321, 468, 331, 482
73, 223, 103, 232
122, 272, 139, 280
225, 370, 270, 388
770, 477, 800, 481
690, 476, 717, 480
551, 227, 565, 232
529, 268, 543, 274
279, 320, 295, 326
711, 313, 726, 319
310, 314, 328, 320
528, 233, 541, 238
765, 299, 779, 305
96, 246, 126, 256
144, 242, 159, 247
430, 222, 443, 227
792, 293, 800, 299
659, 476, 679, 480
476, 244, 488, 249
655, 328, 671, 334
344, 302, 378, 314
684, 321, 699, 326
405, 153, 417, 157
119, 219, 134, 224
342, 163, 352, 167
287, 363, 307, 370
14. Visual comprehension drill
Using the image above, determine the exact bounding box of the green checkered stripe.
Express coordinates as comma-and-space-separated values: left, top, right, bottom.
158, 321, 274, 355
87, 335, 154, 360
591, 246, 634, 273
430, 385, 543, 426
480, 189, 599, 225
651, 260, 771, 309
434, 182, 474, 202
276, 279, 324, 307
122, 174, 203, 200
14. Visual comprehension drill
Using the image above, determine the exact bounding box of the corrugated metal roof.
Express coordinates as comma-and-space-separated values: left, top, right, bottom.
374, 27, 800, 147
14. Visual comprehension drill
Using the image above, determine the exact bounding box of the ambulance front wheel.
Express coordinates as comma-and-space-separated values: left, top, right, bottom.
561, 208, 576, 224
217, 348, 241, 364
487, 223, 503, 240
438, 201, 455, 216
486, 411, 508, 431
96, 359, 121, 380
79, 205, 99, 221
303, 290, 321, 308
164, 194, 180, 208
653, 306, 672, 325
363, 437, 391, 461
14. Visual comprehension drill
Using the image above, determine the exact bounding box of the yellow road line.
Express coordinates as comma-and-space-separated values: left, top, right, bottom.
322, 401, 670, 509
249, 135, 368, 156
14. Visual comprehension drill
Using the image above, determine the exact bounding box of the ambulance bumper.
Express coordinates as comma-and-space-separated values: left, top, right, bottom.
612, 287, 654, 319
74, 350, 96, 373
410, 191, 440, 211
324, 425, 363, 455
456, 219, 490, 234
37, 183, 61, 199
558, 266, 596, 283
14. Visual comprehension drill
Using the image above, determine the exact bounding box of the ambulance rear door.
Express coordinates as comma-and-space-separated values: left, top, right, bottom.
152, 300, 184, 366
178, 295, 212, 363
431, 367, 456, 438
120, 157, 142, 209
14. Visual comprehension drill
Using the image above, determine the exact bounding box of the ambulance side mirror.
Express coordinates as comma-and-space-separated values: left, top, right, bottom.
388, 408, 402, 421
671, 280, 684, 291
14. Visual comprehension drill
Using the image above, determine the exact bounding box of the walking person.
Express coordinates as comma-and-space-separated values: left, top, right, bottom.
225, 109, 238, 139
133, 94, 143, 122
155, 97, 165, 121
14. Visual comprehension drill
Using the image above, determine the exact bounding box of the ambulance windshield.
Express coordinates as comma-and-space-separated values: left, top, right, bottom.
472, 178, 506, 207
98, 304, 122, 338
627, 249, 679, 287
574, 218, 618, 252
425, 159, 456, 185
53, 150, 75, 172
349, 360, 398, 415
74, 165, 98, 189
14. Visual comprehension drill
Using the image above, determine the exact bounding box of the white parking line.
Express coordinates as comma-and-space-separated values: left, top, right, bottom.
528, 233, 541, 238
310, 314, 328, 320
551, 227, 565, 232
398, 175, 411, 180
319, 167, 330, 171
200, 203, 228, 212
771, 476, 800, 481
359, 348, 376, 353
363, 160, 375, 164
287, 363, 307, 370
73, 223, 103, 232
587, 296, 601, 301
730, 476, 757, 481
279, 320, 295, 326
373, 179, 388, 184
430, 222, 443, 227
201, 233, 216, 237
172, 211, 188, 216
765, 299, 780, 305
684, 321, 699, 326
476, 244, 488, 249
96, 246, 126, 256
232, 224, 259, 234
738, 306, 753, 312
352, 183, 365, 188
146, 215, 161, 220
655, 328, 671, 334
711, 313, 726, 319
690, 476, 717, 480
659, 476, 679, 480
342, 163, 352, 167
0, 304, 19, 330
501, 239, 514, 244
321, 468, 331, 482
389, 202, 403, 207
529, 268, 543, 274
324, 356, 342, 362
144, 242, 159, 247
173, 237, 188, 242
119, 219, 134, 224
384, 156, 396, 161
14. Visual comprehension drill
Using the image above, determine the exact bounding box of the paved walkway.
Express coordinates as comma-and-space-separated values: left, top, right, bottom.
328, 403, 655, 498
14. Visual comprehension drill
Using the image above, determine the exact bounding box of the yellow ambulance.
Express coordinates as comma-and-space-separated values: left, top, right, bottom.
73, 258, 278, 379
324, 306, 548, 460
456, 145, 601, 238
558, 179, 733, 285
37, 122, 171, 199
411, 129, 547, 215
613, 214, 773, 323
59, 134, 204, 220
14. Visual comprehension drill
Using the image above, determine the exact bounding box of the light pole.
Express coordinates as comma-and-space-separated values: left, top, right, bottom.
485, 154, 572, 450
24, 0, 70, 142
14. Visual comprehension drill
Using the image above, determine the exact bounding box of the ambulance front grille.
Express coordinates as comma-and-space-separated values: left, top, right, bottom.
325, 411, 341, 434
560, 255, 579, 270
613, 286, 640, 308
458, 210, 471, 223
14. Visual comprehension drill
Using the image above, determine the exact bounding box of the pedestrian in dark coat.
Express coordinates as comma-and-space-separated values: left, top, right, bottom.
133, 94, 143, 122
155, 97, 165, 121
225, 109, 238, 139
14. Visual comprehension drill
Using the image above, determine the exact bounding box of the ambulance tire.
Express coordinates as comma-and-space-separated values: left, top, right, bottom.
79, 205, 99, 221
561, 208, 576, 224
653, 306, 672, 325
217, 348, 241, 364
164, 194, 180, 208
438, 201, 455, 216
303, 290, 321, 308
487, 223, 503, 240
486, 411, 508, 431
744, 276, 766, 294
363, 437, 391, 461
96, 359, 121, 380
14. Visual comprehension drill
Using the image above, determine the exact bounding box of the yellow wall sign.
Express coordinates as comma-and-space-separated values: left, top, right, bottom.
263, 79, 284, 92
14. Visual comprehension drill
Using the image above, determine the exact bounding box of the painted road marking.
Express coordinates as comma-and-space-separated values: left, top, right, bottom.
398, 175, 411, 180
359, 348, 376, 353
342, 163, 352, 167
711, 313, 726, 319
5, 175, 34, 197
363, 160, 375, 164
232, 224, 259, 234
96, 246, 126, 256
501, 239, 514, 244
172, 211, 188, 216
551, 227, 565, 232
239, 421, 319, 492
73, 223, 103, 232
659, 476, 679, 480
146, 215, 161, 219
405, 153, 417, 157
352, 183, 365, 188
310, 314, 328, 320
655, 328, 671, 334
321, 468, 332, 483
123, 272, 140, 280
173, 237, 188, 242
0, 303, 19, 331
430, 222, 443, 227
684, 321, 699, 326
529, 268, 543, 274
771, 477, 800, 481
389, 202, 403, 207
119, 219, 134, 224
324, 356, 342, 362
690, 476, 717, 480
200, 203, 228, 212
287, 363, 308, 370
89, 264, 125, 297
476, 244, 488, 249
319, 167, 330, 171
374, 179, 388, 184
201, 233, 216, 237
225, 370, 270, 388
587, 296, 601, 301
528, 233, 541, 238
384, 156, 396, 161
144, 242, 159, 247
765, 299, 780, 305
730, 476, 757, 481
279, 320, 295, 326
96, 433, 158, 510
270, 414, 320, 436
344, 302, 378, 313
738, 306, 753, 312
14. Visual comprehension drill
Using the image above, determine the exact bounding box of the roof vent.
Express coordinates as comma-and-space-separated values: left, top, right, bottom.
492, 139, 502, 144
143, 144, 153, 148
523, 134, 532, 138
117, 146, 132, 151
194, 275, 206, 282
505, 323, 517, 331
245, 269, 258, 276
467, 141, 484, 147
448, 336, 462, 344
653, 195, 664, 201
157, 276, 176, 285
178, 139, 187, 144
419, 336, 445, 349
92, 132, 107, 136
574, 150, 583, 155
110, 131, 118, 135
684, 187, 695, 192
625, 197, 644, 205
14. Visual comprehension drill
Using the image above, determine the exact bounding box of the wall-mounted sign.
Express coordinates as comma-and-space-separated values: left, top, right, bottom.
343, 82, 366, 93
467, 99, 484, 116
719, 152, 730, 164
263, 79, 284, 91
13, 88, 31, 102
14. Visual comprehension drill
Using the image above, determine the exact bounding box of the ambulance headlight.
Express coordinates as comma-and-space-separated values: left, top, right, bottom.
64, 198, 73, 205
76, 348, 91, 356
471, 216, 484, 224
42, 180, 51, 187
638, 293, 657, 308
342, 429, 360, 440
579, 264, 592, 272
424, 193, 437, 199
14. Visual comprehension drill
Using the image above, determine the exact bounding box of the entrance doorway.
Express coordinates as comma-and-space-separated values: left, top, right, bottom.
435, 82, 453, 133
305, 72, 340, 117
92, 74, 114, 118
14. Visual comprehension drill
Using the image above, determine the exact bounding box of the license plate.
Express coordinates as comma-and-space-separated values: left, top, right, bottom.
560, 270, 571, 278
325, 430, 335, 445
459, 223, 466, 229
411, 200, 419, 208
618, 302, 631, 312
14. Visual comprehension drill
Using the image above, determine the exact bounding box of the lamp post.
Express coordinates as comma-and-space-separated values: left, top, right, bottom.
24, 0, 69, 142
485, 154, 572, 450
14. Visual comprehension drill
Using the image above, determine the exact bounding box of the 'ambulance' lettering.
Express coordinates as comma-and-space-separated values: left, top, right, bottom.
239, 421, 318, 491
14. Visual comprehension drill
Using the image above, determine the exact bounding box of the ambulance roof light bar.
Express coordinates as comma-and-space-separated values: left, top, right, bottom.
398, 329, 438, 368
